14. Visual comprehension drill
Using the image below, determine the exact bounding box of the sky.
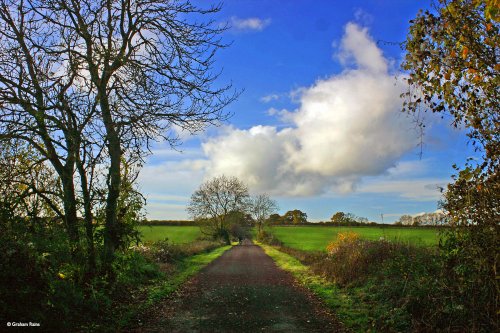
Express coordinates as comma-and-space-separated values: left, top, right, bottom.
138, 0, 476, 223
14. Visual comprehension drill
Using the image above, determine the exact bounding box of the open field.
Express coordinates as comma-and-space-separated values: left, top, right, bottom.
138, 225, 201, 243
270, 226, 440, 251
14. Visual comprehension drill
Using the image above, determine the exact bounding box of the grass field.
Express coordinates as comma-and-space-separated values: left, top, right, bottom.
270, 226, 440, 251
138, 225, 201, 243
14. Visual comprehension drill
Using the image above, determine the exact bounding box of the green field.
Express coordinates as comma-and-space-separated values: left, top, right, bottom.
138, 225, 201, 243
270, 226, 440, 251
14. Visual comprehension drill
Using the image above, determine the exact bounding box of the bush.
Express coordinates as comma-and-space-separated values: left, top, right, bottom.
256, 230, 283, 246
276, 230, 495, 332
319, 232, 397, 286
114, 251, 162, 286
134, 238, 224, 264
0, 235, 48, 324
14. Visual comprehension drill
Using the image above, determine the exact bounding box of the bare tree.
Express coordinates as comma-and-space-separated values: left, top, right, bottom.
249, 194, 278, 234
187, 175, 249, 244
0, 0, 236, 268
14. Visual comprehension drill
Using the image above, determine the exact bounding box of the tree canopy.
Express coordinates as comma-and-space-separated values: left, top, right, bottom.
403, 0, 499, 170
187, 175, 250, 243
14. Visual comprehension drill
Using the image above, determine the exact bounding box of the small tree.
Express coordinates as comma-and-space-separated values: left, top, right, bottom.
187, 175, 249, 244
249, 194, 279, 235
330, 212, 347, 225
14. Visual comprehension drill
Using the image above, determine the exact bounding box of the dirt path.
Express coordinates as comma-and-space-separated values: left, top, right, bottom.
129, 241, 345, 332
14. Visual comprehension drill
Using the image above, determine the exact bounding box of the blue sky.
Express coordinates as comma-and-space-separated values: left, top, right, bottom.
138, 0, 475, 223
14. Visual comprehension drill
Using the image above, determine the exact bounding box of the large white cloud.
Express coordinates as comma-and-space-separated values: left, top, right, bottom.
202, 23, 418, 196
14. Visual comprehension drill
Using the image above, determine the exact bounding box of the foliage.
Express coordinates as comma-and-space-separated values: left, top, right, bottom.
135, 239, 225, 265
0, 1, 236, 328
283, 209, 308, 224
0, 141, 60, 222
403, 1, 499, 330
0, 220, 103, 331
256, 230, 283, 246
323, 233, 400, 286
188, 175, 250, 244
330, 212, 368, 225
0, 229, 48, 324
403, 0, 499, 160
266, 213, 283, 225
325, 231, 360, 255
266, 210, 308, 225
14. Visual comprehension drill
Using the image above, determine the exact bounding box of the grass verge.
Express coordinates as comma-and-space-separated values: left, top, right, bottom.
259, 243, 374, 332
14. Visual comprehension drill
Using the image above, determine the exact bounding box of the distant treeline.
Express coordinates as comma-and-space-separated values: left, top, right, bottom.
141, 220, 197, 226
297, 222, 446, 228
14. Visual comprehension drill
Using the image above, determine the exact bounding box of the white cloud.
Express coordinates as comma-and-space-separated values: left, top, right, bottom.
230, 17, 271, 32
260, 94, 281, 103
336, 23, 387, 73
358, 178, 447, 202
202, 23, 418, 196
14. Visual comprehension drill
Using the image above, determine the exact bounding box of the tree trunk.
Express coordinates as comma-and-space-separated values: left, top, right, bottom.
61, 171, 80, 247
101, 96, 122, 271
76, 158, 96, 276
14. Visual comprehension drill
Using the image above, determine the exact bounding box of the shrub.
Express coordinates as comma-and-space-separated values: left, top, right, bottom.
320, 232, 396, 286
0, 235, 48, 324
256, 230, 283, 246
325, 231, 360, 255
134, 238, 224, 264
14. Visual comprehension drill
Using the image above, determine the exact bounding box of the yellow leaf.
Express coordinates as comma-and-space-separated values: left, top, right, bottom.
462, 47, 469, 59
